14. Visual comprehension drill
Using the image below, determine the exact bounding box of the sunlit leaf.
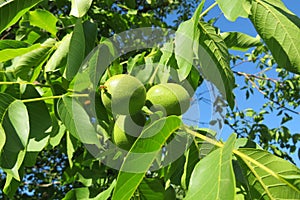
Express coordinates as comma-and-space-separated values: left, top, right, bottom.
221, 32, 262, 51
112, 116, 182, 200
8, 100, 30, 147
45, 33, 72, 72
0, 124, 5, 155
63, 187, 90, 200
237, 148, 300, 199
28, 9, 58, 36
250, 0, 300, 74
8, 38, 56, 80
174, 1, 204, 81
0, 43, 41, 62
216, 0, 251, 21
57, 96, 101, 146
66, 131, 76, 168
70, 0, 93, 18
0, 0, 42, 34
184, 134, 236, 200
198, 22, 235, 108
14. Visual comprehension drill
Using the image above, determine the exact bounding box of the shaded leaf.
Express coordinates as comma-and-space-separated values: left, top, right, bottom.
0, 150, 26, 181
198, 22, 235, 108
216, 0, 251, 21
184, 134, 236, 200
181, 141, 199, 190
0, 40, 28, 50
83, 20, 97, 55
138, 178, 165, 200
3, 173, 21, 198
0, 93, 15, 122
91, 179, 116, 200
28, 9, 58, 36
22, 85, 51, 152
0, 0, 42, 34
250, 0, 300, 74
65, 19, 85, 80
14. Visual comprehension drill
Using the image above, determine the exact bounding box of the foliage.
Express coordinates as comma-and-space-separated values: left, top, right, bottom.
0, 0, 299, 199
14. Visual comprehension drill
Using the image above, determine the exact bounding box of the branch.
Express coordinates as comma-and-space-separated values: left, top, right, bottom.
233, 70, 278, 83
234, 71, 300, 115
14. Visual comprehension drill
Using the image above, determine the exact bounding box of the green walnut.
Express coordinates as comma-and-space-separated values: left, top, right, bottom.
101, 74, 146, 115
112, 112, 146, 150
146, 83, 190, 116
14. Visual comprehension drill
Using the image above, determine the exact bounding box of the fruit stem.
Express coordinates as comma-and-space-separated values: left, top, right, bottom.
148, 64, 160, 86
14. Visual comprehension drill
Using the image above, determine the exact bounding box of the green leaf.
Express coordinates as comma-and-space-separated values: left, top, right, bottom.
8, 100, 30, 147
0, 124, 5, 155
45, 33, 72, 72
174, 1, 205, 81
112, 116, 182, 200
250, 0, 300, 74
57, 96, 101, 146
138, 178, 165, 200
49, 120, 66, 148
3, 173, 21, 198
0, 93, 30, 151
0, 0, 43, 34
91, 180, 116, 200
22, 85, 51, 152
8, 38, 56, 80
66, 131, 76, 168
70, 0, 93, 18
184, 134, 236, 200
0, 40, 28, 50
198, 22, 235, 109
216, 0, 251, 21
28, 9, 58, 36
0, 43, 41, 63
0, 150, 26, 181
65, 19, 85, 80
0, 93, 15, 122
181, 141, 199, 190
221, 32, 262, 51
237, 148, 300, 199
63, 187, 90, 200
83, 20, 97, 55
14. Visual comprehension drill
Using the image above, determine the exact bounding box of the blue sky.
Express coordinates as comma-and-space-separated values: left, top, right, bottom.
178, 0, 300, 166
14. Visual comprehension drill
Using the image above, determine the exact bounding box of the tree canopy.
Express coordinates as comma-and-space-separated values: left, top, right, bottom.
0, 0, 299, 199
